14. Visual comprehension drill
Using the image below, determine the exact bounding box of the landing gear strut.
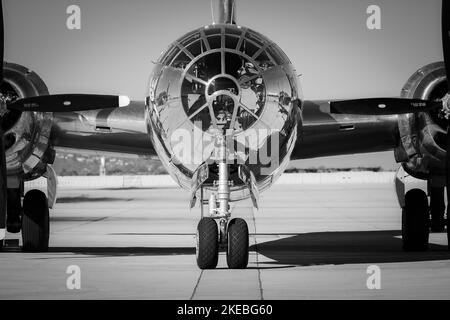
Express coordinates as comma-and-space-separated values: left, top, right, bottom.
429, 185, 446, 232
195, 136, 249, 269
6, 188, 22, 233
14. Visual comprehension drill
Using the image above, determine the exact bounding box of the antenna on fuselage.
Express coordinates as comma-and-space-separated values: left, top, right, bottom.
210, 0, 216, 24
215, 0, 237, 25
230, 0, 235, 24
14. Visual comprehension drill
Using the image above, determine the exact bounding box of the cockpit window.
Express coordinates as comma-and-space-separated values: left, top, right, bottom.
266, 44, 290, 65
225, 26, 242, 37
159, 45, 180, 65
207, 35, 222, 49
181, 48, 266, 132
186, 40, 206, 57
159, 25, 289, 69
204, 27, 221, 36
239, 39, 259, 58
246, 31, 265, 47
254, 51, 275, 70
156, 24, 292, 133
225, 35, 239, 50
180, 31, 201, 47
171, 50, 192, 69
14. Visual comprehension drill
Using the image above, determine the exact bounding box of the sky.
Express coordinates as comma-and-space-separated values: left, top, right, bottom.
2, 0, 444, 169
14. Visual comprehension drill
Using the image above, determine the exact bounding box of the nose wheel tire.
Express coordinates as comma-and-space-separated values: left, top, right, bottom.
226, 218, 249, 269
196, 217, 219, 269
402, 189, 430, 251
22, 190, 49, 252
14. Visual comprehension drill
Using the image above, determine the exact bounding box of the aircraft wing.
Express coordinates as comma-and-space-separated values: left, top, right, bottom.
291, 100, 399, 160
50, 100, 157, 158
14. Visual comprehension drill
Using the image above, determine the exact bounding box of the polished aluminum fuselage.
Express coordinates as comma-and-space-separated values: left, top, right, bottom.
145, 24, 301, 200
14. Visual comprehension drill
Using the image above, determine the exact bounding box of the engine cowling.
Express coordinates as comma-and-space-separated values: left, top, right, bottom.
1, 62, 54, 181
396, 61, 448, 180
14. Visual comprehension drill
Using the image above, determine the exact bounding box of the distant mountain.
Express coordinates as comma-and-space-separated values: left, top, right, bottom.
53, 152, 167, 176
284, 167, 387, 173
52, 152, 392, 176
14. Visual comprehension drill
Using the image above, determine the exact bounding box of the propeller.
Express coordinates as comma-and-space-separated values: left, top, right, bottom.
0, 3, 130, 114
330, 1, 450, 119
5, 94, 131, 112
0, 0, 130, 241
0, 0, 5, 245
442, 0, 450, 233
330, 1, 450, 232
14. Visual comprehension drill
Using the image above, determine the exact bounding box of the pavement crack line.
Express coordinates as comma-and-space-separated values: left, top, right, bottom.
190, 270, 204, 300
251, 206, 264, 300
52, 199, 139, 233
53, 216, 109, 233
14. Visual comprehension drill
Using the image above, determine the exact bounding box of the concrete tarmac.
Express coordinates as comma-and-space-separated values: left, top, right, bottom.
1, 183, 449, 299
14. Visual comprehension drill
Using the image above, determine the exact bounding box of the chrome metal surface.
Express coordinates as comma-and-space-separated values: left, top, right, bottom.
237, 164, 259, 209
219, 218, 227, 245
147, 24, 301, 200
398, 62, 448, 179
209, 193, 216, 216
217, 136, 230, 215
189, 162, 209, 208
1, 62, 53, 180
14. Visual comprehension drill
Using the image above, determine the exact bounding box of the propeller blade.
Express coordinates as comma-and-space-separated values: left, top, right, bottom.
0, 124, 5, 247
0, 0, 6, 247
447, 124, 450, 208
442, 0, 450, 225
330, 98, 442, 115
443, 0, 450, 90
6, 94, 130, 112
0, 0, 3, 83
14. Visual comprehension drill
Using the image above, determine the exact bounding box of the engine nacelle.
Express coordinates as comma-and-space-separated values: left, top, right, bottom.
396, 61, 448, 180
1, 62, 54, 181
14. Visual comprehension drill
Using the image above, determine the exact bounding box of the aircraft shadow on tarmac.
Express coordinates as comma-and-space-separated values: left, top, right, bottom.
56, 196, 134, 203
98, 187, 179, 191
47, 246, 195, 257
43, 230, 450, 268
250, 230, 450, 267
55, 192, 187, 204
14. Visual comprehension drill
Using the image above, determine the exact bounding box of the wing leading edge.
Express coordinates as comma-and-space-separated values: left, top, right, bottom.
291, 100, 399, 160
50, 101, 156, 158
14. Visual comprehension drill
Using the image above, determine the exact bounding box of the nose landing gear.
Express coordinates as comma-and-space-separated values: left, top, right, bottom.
195, 136, 249, 269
